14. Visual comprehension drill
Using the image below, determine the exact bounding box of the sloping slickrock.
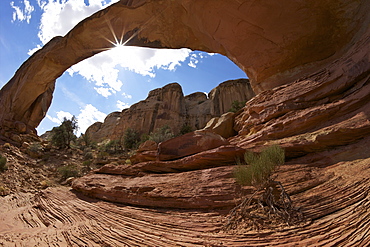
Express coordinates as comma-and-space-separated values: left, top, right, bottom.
2, 155, 369, 246
73, 166, 247, 209
94, 145, 245, 176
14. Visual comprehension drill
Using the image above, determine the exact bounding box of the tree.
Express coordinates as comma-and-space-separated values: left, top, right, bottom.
123, 128, 140, 150
224, 145, 302, 230
51, 116, 78, 149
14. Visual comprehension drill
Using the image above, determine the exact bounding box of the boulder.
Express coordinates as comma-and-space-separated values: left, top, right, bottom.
203, 112, 236, 139
158, 130, 229, 161
137, 140, 158, 152
130, 140, 158, 164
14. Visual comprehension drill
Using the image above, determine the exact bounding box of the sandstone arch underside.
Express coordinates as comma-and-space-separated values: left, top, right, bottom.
1, 0, 370, 245
0, 0, 368, 136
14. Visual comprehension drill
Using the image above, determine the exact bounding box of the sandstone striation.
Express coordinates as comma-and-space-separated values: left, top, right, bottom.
85, 79, 253, 142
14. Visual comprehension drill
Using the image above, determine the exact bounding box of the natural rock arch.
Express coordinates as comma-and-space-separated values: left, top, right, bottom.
0, 0, 368, 135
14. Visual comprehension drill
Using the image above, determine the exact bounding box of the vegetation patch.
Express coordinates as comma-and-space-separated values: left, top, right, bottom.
229, 100, 246, 113
58, 164, 80, 180
0, 154, 7, 172
224, 145, 304, 231
51, 116, 78, 149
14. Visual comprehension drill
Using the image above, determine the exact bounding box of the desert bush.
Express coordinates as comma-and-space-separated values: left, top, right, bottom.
123, 128, 140, 150
148, 125, 174, 143
81, 160, 92, 174
84, 151, 93, 160
29, 142, 43, 153
179, 124, 193, 135
83, 160, 92, 167
234, 145, 285, 188
229, 100, 246, 113
225, 145, 302, 231
0, 155, 7, 172
58, 164, 79, 180
104, 139, 124, 154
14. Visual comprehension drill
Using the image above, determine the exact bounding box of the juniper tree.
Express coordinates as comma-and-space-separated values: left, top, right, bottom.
51, 116, 78, 149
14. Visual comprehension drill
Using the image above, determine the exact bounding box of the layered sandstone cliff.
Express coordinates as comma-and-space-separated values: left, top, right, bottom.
85, 79, 254, 142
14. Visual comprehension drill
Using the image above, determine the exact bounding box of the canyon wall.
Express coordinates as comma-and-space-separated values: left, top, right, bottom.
86, 79, 254, 142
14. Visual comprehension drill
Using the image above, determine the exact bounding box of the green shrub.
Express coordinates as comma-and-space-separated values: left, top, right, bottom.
83, 160, 92, 167
148, 125, 174, 143
29, 142, 43, 153
82, 160, 92, 174
58, 164, 79, 180
105, 139, 124, 154
0, 155, 7, 172
84, 151, 93, 160
234, 145, 285, 188
123, 128, 140, 150
179, 124, 193, 135
229, 100, 246, 113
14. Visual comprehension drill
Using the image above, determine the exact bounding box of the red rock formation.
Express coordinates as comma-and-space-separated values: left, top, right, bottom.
2, 0, 367, 135
157, 130, 229, 161
85, 79, 253, 143
231, 23, 370, 159
130, 140, 157, 164
203, 112, 236, 138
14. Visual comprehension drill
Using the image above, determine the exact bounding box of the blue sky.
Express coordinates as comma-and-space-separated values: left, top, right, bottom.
0, 0, 247, 136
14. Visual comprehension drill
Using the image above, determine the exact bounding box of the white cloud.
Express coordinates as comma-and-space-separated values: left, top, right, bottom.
93, 87, 113, 98
10, 0, 35, 23
32, 0, 193, 98
36, 0, 114, 44
77, 104, 107, 135
116, 100, 130, 110
46, 111, 73, 125
46, 105, 106, 135
27, 44, 42, 56
68, 46, 191, 97
188, 53, 199, 68
122, 92, 132, 99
